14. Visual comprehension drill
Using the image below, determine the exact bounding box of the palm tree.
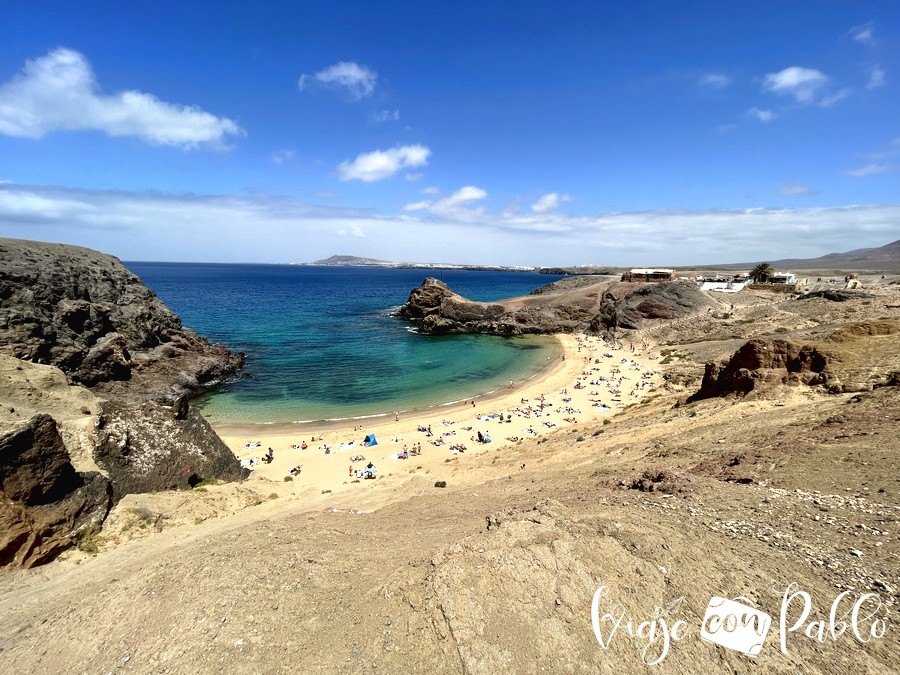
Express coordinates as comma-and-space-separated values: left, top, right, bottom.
750, 262, 773, 283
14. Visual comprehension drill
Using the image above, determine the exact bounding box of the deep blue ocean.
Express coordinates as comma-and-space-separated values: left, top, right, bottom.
125, 263, 564, 424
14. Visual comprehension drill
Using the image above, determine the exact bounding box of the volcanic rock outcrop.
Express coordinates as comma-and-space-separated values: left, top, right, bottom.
689, 319, 900, 401
94, 397, 249, 502
398, 276, 718, 335
0, 238, 250, 567
0, 414, 112, 567
0, 237, 244, 404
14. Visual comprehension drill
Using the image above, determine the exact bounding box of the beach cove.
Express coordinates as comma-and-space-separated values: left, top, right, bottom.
216, 332, 661, 496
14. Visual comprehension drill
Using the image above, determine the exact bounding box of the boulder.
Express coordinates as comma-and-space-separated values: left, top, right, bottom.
94, 399, 249, 502
0, 414, 112, 567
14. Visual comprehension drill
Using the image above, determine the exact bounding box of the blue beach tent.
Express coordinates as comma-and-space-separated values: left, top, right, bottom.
364, 434, 378, 447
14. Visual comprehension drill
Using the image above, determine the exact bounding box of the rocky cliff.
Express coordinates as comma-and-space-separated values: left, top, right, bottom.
0, 414, 112, 567
0, 238, 249, 568
0, 237, 244, 404
689, 319, 900, 401
398, 276, 718, 335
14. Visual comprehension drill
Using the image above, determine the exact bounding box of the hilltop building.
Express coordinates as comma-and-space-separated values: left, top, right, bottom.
623, 268, 674, 282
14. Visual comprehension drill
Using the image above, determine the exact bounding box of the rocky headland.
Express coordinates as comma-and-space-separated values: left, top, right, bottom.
0, 238, 247, 567
0, 237, 244, 404
398, 275, 719, 335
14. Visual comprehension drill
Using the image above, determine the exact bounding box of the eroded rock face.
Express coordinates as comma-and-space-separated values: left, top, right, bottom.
0, 414, 112, 567
592, 281, 720, 331
689, 339, 829, 401
398, 277, 718, 336
0, 237, 244, 403
94, 397, 249, 502
689, 320, 900, 401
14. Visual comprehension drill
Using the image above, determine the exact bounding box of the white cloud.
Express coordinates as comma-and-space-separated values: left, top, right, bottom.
298, 61, 377, 99
867, 65, 886, 90
402, 200, 432, 211
270, 149, 296, 166
819, 88, 852, 108
762, 66, 829, 104
1, 182, 898, 267
779, 182, 814, 197
337, 144, 430, 182
844, 163, 892, 177
402, 185, 488, 221
421, 186, 440, 195
0, 48, 244, 149
698, 73, 730, 89
531, 192, 573, 213
337, 224, 365, 238
746, 107, 776, 122
849, 23, 875, 46
373, 109, 400, 123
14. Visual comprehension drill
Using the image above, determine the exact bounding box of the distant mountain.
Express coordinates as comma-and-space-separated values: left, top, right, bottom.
311, 255, 392, 266
703, 238, 900, 272
306, 255, 536, 272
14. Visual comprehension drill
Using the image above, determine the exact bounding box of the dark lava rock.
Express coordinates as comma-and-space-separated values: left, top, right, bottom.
592, 281, 718, 331
0, 237, 244, 403
0, 414, 112, 567
399, 277, 717, 336
798, 289, 875, 302
94, 398, 249, 502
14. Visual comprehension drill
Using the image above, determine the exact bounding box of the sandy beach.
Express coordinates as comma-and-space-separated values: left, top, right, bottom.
216, 332, 660, 496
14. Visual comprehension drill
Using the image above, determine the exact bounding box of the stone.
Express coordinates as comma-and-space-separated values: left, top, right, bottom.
0, 414, 112, 567
93, 399, 248, 502
0, 237, 244, 404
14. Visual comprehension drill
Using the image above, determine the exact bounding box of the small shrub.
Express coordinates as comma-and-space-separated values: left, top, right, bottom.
321, 489, 331, 494
74, 530, 102, 554
284, 476, 293, 482
268, 492, 279, 500
351, 479, 360, 483
434, 480, 447, 488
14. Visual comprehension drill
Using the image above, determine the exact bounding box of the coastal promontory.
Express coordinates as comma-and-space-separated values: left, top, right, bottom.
0, 237, 244, 404
0, 238, 247, 567
398, 275, 719, 335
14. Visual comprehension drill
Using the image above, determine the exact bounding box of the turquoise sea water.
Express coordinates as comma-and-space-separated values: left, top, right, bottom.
125, 263, 565, 424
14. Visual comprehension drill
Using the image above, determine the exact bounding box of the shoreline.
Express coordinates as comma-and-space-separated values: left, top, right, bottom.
215, 332, 661, 496
211, 335, 565, 436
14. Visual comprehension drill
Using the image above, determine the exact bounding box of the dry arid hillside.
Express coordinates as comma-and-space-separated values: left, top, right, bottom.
0, 277, 898, 674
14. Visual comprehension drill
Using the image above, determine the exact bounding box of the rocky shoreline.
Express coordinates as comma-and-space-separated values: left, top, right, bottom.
0, 237, 244, 403
397, 275, 718, 335
0, 238, 247, 567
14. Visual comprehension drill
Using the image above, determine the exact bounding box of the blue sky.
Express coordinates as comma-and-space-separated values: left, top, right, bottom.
0, 1, 897, 266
